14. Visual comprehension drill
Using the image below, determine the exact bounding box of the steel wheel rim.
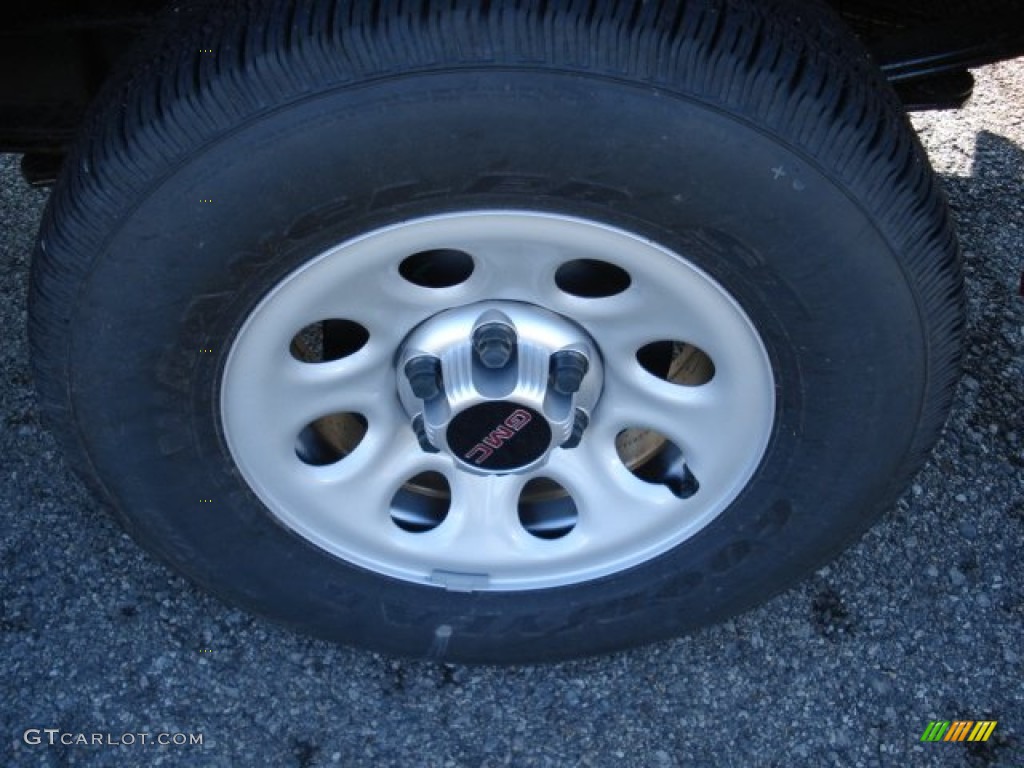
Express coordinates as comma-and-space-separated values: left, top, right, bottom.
220, 211, 775, 590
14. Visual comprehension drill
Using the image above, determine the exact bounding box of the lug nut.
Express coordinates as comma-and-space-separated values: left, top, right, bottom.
404, 355, 442, 400
550, 350, 589, 395
561, 409, 589, 449
412, 414, 439, 453
473, 322, 516, 369
666, 461, 700, 499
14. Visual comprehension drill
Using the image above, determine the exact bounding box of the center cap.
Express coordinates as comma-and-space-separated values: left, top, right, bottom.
447, 402, 552, 471
397, 301, 603, 475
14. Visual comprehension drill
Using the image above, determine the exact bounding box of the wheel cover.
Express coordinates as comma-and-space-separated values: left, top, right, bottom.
221, 211, 775, 590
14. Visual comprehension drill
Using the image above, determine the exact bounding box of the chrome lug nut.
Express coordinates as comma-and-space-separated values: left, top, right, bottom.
412, 414, 439, 453
404, 355, 443, 400
561, 409, 589, 449
550, 350, 589, 395
666, 461, 700, 499
473, 321, 517, 369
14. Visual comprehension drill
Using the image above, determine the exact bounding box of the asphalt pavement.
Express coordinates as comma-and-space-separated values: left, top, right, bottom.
2, 62, 1023, 767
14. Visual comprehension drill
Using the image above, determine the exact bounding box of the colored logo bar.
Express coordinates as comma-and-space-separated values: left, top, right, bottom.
920, 721, 997, 742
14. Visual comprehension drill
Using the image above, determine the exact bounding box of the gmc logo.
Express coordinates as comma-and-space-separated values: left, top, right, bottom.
463, 409, 533, 465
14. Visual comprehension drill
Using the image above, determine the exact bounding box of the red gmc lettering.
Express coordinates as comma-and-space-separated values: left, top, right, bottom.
504, 410, 533, 430
464, 409, 534, 465
464, 445, 493, 464
482, 425, 516, 449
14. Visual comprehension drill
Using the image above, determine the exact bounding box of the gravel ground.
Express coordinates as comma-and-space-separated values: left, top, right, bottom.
2, 61, 1023, 768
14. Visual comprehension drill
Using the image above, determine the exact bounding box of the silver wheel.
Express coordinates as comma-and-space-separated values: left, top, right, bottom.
221, 211, 775, 590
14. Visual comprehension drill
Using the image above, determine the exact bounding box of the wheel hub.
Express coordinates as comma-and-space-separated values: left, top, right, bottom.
397, 302, 603, 474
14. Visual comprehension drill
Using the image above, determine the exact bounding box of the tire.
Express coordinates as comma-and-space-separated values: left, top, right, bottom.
30, 0, 963, 663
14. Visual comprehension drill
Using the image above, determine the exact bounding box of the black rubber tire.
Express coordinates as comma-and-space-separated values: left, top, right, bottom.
30, 0, 963, 663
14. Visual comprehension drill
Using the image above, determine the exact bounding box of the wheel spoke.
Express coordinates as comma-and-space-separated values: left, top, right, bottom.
602, 373, 724, 460
272, 357, 399, 434
465, 240, 561, 302
545, 443, 674, 546
226, 337, 399, 434
280, 440, 445, 570
313, 433, 434, 510
429, 473, 538, 573
573, 281, 732, 362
